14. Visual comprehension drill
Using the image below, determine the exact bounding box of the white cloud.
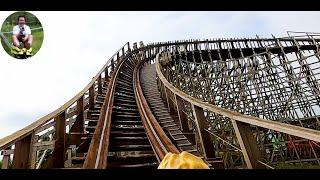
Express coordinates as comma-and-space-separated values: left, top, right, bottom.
0, 11, 320, 140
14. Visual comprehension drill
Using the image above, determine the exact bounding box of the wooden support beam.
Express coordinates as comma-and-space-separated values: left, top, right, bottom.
191, 104, 215, 159
33, 141, 55, 151
40, 155, 54, 169
12, 134, 32, 169
66, 133, 88, 146
1, 147, 12, 169
122, 47, 125, 57
111, 59, 115, 72
175, 94, 192, 133
164, 86, 171, 112
28, 132, 37, 169
104, 67, 109, 85
2, 155, 10, 169
165, 87, 175, 113
183, 133, 196, 145
70, 96, 84, 133
159, 81, 167, 104
35, 121, 55, 134
1, 149, 14, 156
158, 78, 162, 96
97, 75, 102, 95
64, 147, 72, 168
66, 108, 78, 119
231, 120, 265, 169
52, 111, 66, 168
89, 85, 95, 110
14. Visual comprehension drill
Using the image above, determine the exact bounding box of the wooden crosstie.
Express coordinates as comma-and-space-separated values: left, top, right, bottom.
1, 33, 320, 169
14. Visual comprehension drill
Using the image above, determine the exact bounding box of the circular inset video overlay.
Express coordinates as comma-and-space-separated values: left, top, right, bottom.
0, 11, 44, 60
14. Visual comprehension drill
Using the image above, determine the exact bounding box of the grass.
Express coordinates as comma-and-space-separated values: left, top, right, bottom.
1, 23, 44, 58
275, 162, 320, 169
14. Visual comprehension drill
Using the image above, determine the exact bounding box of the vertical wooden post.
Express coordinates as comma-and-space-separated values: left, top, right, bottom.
2, 156, 10, 169
127, 42, 131, 52
97, 75, 102, 95
28, 132, 37, 169
174, 94, 191, 133
12, 134, 32, 168
67, 148, 72, 160
65, 147, 72, 168
117, 52, 120, 62
122, 47, 125, 57
89, 85, 95, 110
1, 147, 12, 169
165, 87, 175, 113
231, 120, 264, 169
111, 58, 115, 72
159, 82, 166, 103
70, 96, 84, 133
194, 43, 198, 50
163, 86, 171, 112
156, 75, 160, 91
104, 67, 109, 86
191, 104, 215, 159
53, 111, 66, 168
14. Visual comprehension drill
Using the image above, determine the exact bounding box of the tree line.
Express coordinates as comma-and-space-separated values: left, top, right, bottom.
4, 12, 41, 26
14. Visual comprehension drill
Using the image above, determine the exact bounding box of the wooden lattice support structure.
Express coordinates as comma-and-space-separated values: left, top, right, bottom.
1, 34, 320, 169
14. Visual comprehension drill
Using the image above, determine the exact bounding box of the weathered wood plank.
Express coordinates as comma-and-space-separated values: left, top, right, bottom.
98, 75, 102, 95
1, 147, 12, 169
89, 85, 95, 110
52, 112, 66, 168
231, 120, 265, 169
175, 94, 192, 133
33, 141, 55, 151
28, 132, 37, 169
12, 134, 32, 168
1, 149, 14, 155
70, 96, 84, 133
191, 104, 215, 159
66, 133, 88, 146
35, 121, 55, 134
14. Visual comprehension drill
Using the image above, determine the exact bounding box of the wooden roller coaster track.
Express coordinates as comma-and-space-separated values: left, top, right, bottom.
1, 33, 320, 169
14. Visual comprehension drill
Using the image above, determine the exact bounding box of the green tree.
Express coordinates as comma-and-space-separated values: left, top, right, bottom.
5, 11, 40, 27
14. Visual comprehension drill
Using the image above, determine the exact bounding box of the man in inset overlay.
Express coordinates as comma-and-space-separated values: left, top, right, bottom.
12, 15, 33, 55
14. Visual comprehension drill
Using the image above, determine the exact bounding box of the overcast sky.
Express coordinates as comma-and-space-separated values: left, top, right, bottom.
0, 11, 319, 140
